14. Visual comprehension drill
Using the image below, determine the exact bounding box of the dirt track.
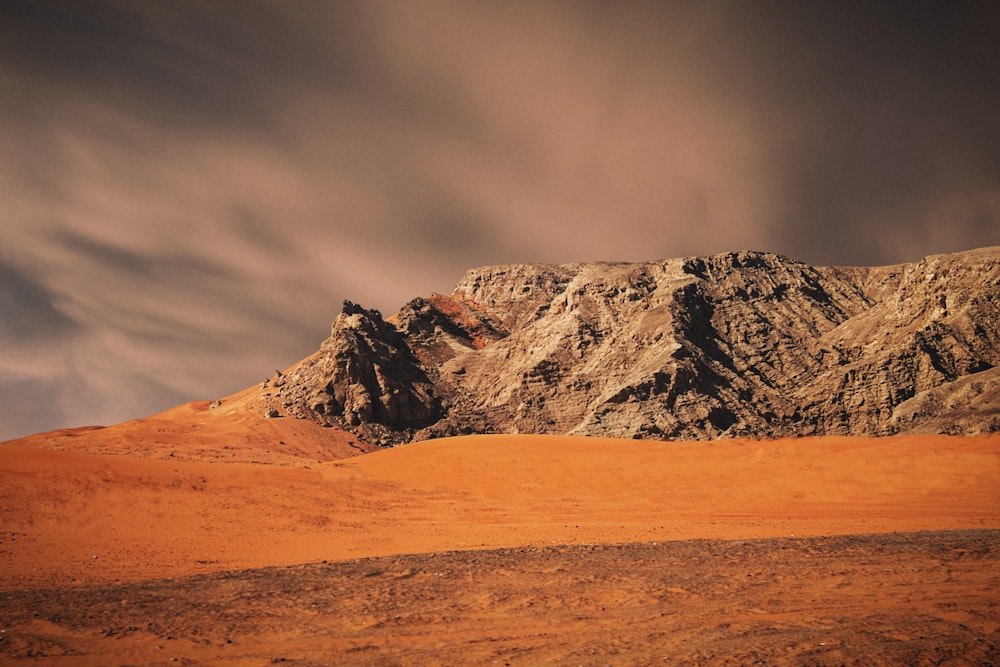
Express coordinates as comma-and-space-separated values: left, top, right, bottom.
2, 530, 999, 666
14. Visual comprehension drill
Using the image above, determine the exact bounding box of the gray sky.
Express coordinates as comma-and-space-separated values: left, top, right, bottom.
1, 0, 998, 440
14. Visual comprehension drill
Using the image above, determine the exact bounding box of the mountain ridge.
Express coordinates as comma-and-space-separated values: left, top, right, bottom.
254, 247, 1000, 445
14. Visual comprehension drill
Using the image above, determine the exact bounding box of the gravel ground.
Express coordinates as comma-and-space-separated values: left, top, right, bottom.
2, 529, 999, 666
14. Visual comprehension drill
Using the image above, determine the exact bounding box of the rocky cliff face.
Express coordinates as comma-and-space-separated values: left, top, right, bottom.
270, 302, 443, 444
263, 247, 1000, 444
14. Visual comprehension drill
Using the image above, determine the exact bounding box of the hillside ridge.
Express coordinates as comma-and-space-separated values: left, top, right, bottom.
257, 247, 1000, 445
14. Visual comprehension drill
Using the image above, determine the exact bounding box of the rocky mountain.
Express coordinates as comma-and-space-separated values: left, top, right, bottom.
258, 247, 1000, 445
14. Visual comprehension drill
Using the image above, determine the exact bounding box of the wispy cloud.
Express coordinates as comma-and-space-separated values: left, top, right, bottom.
1, 0, 997, 438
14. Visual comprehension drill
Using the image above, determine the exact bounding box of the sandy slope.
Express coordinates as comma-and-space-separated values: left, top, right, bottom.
6, 388, 376, 465
2, 431, 998, 591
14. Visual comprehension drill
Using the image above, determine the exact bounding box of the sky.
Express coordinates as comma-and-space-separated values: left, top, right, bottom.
1, 0, 999, 440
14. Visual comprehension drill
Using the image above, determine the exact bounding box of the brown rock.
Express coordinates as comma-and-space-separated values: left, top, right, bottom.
274, 248, 1000, 443
275, 301, 443, 444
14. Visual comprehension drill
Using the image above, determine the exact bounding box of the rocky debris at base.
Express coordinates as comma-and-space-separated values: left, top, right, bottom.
271, 247, 1000, 444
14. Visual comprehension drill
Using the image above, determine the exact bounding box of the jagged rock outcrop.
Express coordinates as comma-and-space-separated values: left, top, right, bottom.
267, 247, 1000, 444
267, 302, 443, 444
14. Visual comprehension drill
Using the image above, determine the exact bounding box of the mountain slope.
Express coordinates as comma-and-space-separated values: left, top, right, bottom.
265, 247, 1000, 444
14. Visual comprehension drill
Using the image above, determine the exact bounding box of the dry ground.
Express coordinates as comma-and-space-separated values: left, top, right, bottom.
1, 407, 998, 664
2, 531, 998, 666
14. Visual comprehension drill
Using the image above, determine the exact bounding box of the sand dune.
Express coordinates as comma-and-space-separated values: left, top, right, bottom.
2, 418, 999, 664
6, 389, 375, 465
3, 431, 998, 591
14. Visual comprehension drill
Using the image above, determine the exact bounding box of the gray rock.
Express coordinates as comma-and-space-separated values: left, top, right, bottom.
272, 248, 1000, 443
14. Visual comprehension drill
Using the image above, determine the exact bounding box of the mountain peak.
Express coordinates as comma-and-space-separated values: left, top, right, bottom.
262, 248, 1000, 445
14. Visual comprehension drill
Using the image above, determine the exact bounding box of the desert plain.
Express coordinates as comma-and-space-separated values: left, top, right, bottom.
1, 395, 999, 665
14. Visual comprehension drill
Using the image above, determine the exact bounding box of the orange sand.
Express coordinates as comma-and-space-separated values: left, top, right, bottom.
7, 393, 376, 465
2, 431, 998, 591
